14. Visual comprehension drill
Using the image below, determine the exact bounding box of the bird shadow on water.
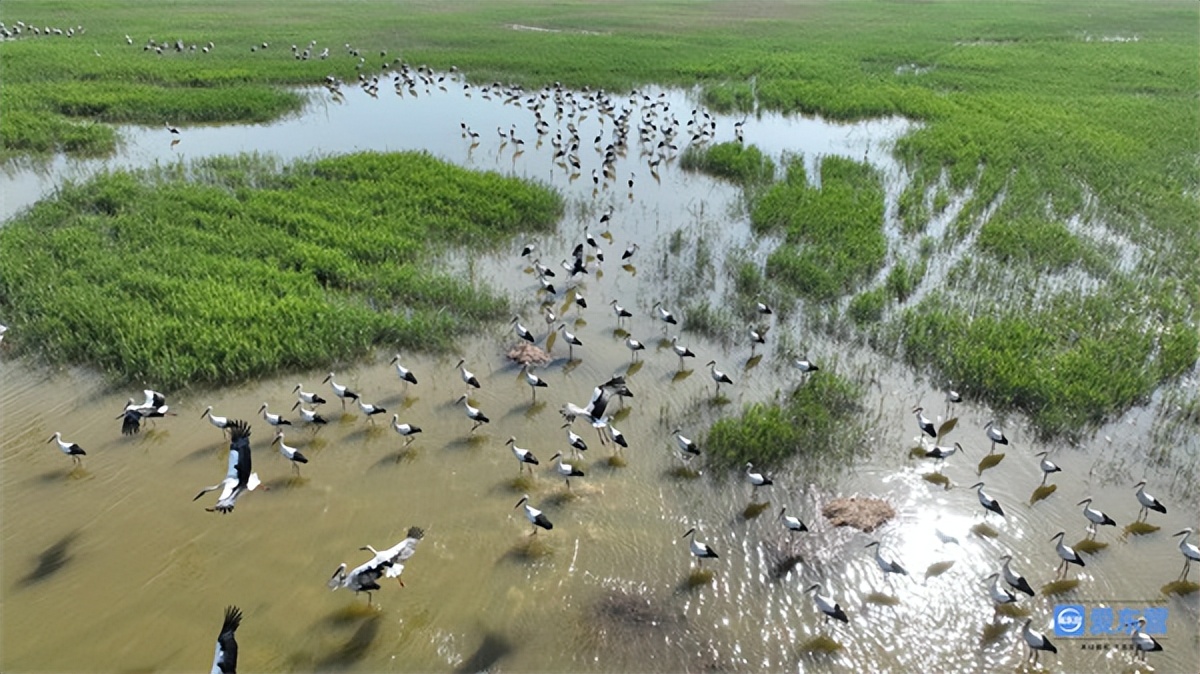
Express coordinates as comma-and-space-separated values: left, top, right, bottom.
264, 474, 310, 490
35, 466, 91, 484
455, 631, 515, 674
311, 611, 382, 670
372, 446, 421, 469
18, 530, 81, 588
446, 434, 490, 450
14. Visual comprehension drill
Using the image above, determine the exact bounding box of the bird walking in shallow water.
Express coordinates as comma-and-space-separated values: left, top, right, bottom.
1021, 619, 1057, 665
1173, 528, 1200, 581
272, 431, 308, 474
1035, 451, 1061, 485
456, 394, 489, 432
322, 372, 359, 409
47, 432, 86, 466
1050, 531, 1084, 579
390, 415, 421, 446
682, 527, 718, 566
970, 481, 1005, 520
913, 406, 936, 438
805, 584, 849, 623
1076, 498, 1116, 537
984, 420, 1008, 453
1132, 480, 1167, 521
515, 494, 553, 534
998, 554, 1035, 597
706, 360, 733, 396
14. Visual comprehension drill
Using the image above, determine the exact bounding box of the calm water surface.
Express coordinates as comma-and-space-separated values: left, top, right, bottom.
2, 75, 1197, 673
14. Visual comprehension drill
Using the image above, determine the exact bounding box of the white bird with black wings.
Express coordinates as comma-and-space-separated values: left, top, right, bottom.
193, 420, 261, 514
329, 526, 425, 603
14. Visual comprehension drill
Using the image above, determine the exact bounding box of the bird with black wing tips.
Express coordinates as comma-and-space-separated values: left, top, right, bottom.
193, 420, 260, 514
210, 605, 241, 674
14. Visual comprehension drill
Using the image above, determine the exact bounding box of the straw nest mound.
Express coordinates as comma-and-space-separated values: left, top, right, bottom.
821, 497, 895, 533
507, 342, 550, 365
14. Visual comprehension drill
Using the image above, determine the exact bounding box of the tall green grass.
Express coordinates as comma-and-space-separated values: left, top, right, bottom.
705, 371, 863, 469
755, 156, 886, 301
679, 142, 775, 185
0, 152, 563, 388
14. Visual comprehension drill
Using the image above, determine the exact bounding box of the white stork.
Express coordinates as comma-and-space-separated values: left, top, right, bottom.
193, 420, 260, 514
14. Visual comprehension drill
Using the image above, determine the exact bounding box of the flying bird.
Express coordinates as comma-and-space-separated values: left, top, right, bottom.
193, 420, 260, 514
210, 605, 241, 674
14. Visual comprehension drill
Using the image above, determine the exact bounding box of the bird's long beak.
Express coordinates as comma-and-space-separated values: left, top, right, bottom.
199, 409, 208, 419
292, 385, 300, 393
291, 401, 300, 411
322, 374, 332, 383
46, 435, 54, 443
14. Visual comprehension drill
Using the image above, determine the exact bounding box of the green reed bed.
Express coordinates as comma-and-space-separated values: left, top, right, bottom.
705, 370, 863, 469
754, 156, 886, 302
679, 142, 775, 186
0, 152, 562, 388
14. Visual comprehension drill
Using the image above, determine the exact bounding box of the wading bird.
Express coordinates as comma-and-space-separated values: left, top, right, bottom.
623, 334, 645, 360
201, 406, 233, 436
271, 431, 307, 474
328, 526, 425, 604
792, 357, 819, 381
290, 403, 328, 427
609, 299, 633, 324
456, 394, 489, 432
355, 398, 387, 422
984, 420, 1008, 453
755, 301, 773, 316
563, 424, 588, 457
258, 403, 291, 427
914, 406, 936, 438
1174, 528, 1200, 581
1021, 619, 1057, 665
670, 335, 695, 368
682, 528, 718, 566
1035, 451, 1061, 485
47, 432, 86, 465
673, 428, 699, 458
805, 584, 848, 623
557, 323, 583, 359
621, 243, 639, 260
999, 554, 1036, 596
210, 605, 241, 674
193, 420, 260, 514
1133, 480, 1167, 520
292, 383, 326, 406
506, 436, 539, 473
549, 452, 584, 489
779, 506, 808, 533
984, 572, 1018, 608
1127, 616, 1163, 662
388, 355, 418, 387
865, 541, 907, 577
515, 494, 553, 534
652, 301, 678, 328
521, 364, 549, 400
1050, 531, 1084, 578
456, 359, 481, 390
1076, 498, 1116, 536
706, 360, 733, 395
745, 463, 772, 489
322, 372, 359, 409
390, 415, 421, 446
511, 316, 535, 343
970, 481, 1005, 519
923, 440, 963, 470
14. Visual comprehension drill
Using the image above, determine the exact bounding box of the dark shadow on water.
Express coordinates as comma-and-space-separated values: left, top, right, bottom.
743, 354, 762, 371
264, 474, 310, 490
321, 602, 381, 628
923, 560, 955, 583
671, 369, 694, 383
742, 501, 771, 520
1029, 484, 1057, 504
177, 441, 225, 464
314, 612, 382, 670
373, 447, 420, 468
18, 530, 81, 588
503, 536, 554, 563
455, 631, 515, 674
976, 453, 1005, 474
446, 434, 491, 450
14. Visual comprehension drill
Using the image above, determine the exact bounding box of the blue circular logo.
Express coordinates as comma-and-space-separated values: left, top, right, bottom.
1055, 606, 1084, 635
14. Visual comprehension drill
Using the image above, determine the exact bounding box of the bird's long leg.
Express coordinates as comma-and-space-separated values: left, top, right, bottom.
1040, 473, 1048, 486
1180, 559, 1191, 581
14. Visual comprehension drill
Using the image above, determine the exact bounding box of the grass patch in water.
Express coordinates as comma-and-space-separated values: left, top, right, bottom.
1124, 521, 1160, 536
977, 453, 1006, 474
742, 501, 772, 519
756, 157, 886, 301
679, 142, 775, 185
705, 370, 862, 470
865, 592, 900, 606
799, 635, 843, 654
922, 473, 951, 489
1042, 579, 1081, 596
996, 604, 1030, 618
1029, 484, 1057, 504
970, 523, 999, 538
1074, 539, 1108, 554
980, 622, 1010, 645
685, 568, 715, 588
1161, 580, 1199, 596
924, 560, 955, 581
0, 152, 562, 388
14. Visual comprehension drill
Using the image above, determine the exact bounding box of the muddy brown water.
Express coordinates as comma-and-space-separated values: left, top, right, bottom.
2, 80, 1197, 672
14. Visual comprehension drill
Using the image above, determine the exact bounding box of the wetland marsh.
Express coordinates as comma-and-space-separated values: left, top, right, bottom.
2, 2, 1198, 673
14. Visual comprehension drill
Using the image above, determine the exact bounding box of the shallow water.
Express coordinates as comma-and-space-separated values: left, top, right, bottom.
2, 76, 1197, 673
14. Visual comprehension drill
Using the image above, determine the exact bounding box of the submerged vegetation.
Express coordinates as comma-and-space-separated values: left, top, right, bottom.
0, 152, 562, 388
705, 371, 863, 469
